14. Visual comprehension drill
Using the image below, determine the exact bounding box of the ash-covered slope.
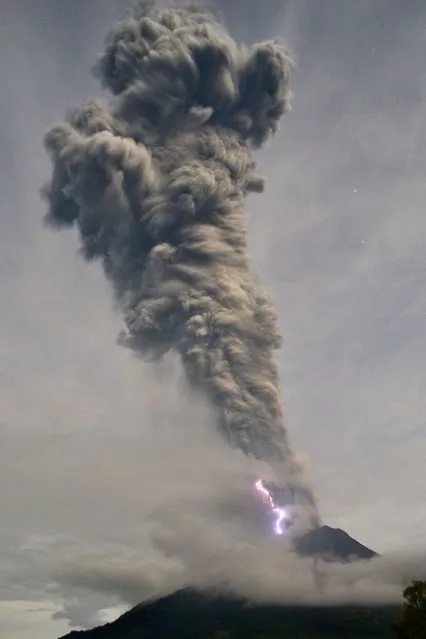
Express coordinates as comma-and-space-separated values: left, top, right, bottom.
58, 528, 390, 639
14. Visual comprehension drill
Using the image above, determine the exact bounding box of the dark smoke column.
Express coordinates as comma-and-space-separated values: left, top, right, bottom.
43, 1, 319, 520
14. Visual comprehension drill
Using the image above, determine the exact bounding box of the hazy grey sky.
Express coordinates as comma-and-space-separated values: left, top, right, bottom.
1, 1, 425, 636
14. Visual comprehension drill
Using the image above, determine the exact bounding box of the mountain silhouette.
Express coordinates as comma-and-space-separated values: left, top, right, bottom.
59, 588, 396, 639
294, 525, 378, 561
58, 527, 396, 639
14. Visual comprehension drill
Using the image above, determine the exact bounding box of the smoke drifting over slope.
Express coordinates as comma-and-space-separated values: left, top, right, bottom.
42, 1, 317, 513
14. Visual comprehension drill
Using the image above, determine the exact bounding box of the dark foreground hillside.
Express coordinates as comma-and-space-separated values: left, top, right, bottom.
60, 589, 398, 639
59, 527, 396, 639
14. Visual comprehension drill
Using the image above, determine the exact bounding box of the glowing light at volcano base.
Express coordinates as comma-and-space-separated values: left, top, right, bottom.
255, 479, 289, 535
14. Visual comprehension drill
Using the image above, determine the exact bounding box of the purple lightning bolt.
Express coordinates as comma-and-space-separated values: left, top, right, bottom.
255, 479, 288, 535
273, 506, 287, 535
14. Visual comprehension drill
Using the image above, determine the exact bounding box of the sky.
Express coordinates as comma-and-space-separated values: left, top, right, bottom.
1, 0, 425, 637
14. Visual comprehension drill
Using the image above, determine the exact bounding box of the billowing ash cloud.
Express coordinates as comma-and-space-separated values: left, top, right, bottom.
42, 0, 318, 517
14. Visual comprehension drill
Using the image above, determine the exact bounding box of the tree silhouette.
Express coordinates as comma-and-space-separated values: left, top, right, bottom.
395, 580, 426, 638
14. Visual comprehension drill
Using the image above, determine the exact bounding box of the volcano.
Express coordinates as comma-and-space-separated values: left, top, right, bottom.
294, 525, 378, 561
57, 527, 395, 639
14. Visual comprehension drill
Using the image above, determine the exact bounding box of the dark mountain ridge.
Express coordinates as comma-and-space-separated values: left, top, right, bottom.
59, 589, 397, 639
59, 526, 397, 639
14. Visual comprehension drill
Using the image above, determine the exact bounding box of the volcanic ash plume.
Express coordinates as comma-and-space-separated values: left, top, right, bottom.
42, 1, 318, 513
